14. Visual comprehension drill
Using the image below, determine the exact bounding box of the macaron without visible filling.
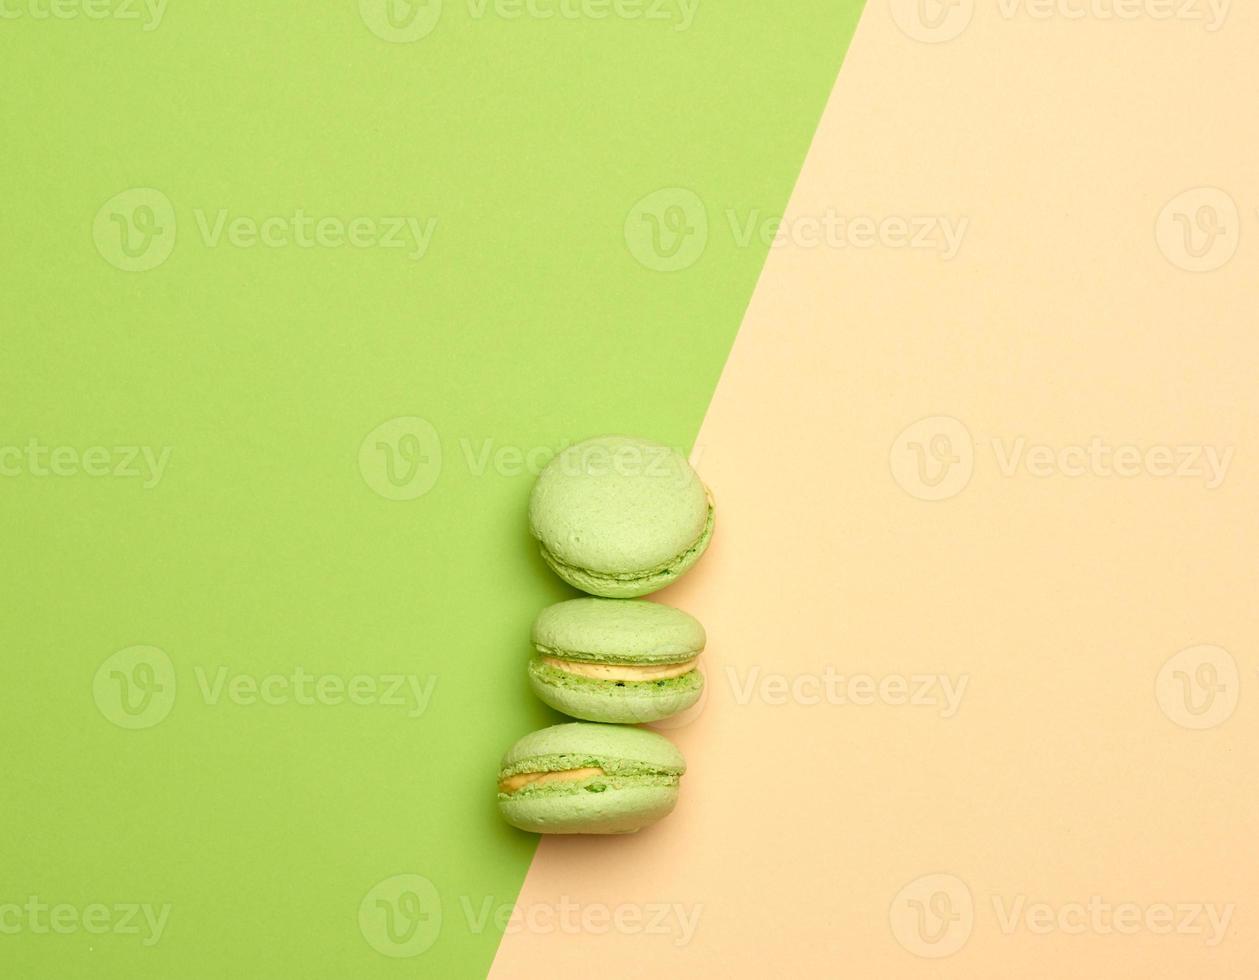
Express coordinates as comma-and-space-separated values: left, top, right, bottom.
529, 597, 705, 723
528, 435, 714, 598
497, 722, 686, 835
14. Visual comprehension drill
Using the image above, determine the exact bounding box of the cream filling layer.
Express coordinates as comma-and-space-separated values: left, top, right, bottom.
539, 656, 699, 682
498, 767, 604, 794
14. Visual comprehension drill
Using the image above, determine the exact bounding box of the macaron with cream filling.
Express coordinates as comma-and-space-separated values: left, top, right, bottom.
497, 722, 686, 834
528, 597, 705, 723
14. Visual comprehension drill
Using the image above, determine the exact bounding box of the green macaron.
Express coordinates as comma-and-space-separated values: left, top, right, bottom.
497, 722, 686, 835
528, 597, 705, 724
528, 435, 714, 598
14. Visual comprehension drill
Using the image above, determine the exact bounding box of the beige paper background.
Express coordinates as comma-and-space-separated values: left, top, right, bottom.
492, 2, 1259, 976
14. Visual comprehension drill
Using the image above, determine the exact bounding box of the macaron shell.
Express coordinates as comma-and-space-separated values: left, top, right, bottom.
500, 721, 686, 774
528, 663, 703, 724
538, 501, 714, 599
532, 597, 706, 664
498, 783, 680, 835
529, 435, 712, 583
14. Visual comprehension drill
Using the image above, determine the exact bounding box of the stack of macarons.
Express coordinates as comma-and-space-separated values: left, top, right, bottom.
497, 435, 714, 835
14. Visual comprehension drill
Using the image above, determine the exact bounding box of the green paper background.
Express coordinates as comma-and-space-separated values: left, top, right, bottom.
0, 2, 865, 975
